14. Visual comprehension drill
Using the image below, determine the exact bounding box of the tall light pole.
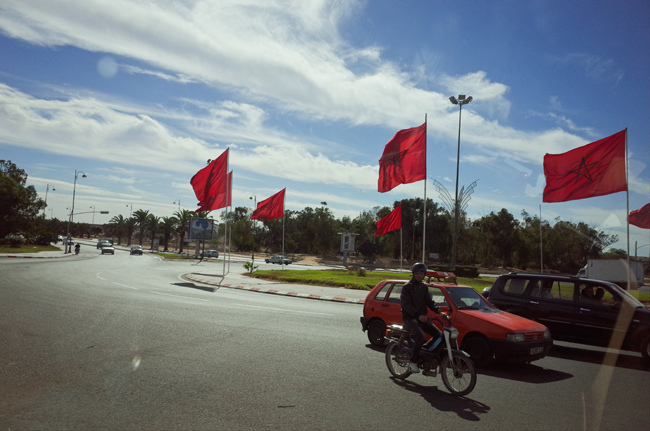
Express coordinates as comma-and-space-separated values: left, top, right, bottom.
249, 195, 257, 263
90, 205, 96, 225
65, 170, 86, 253
635, 241, 650, 258
126, 203, 132, 218
449, 94, 472, 267
173, 199, 181, 213
43, 184, 55, 217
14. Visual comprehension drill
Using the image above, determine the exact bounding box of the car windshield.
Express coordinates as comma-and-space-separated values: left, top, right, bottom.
445, 286, 494, 310
608, 282, 644, 308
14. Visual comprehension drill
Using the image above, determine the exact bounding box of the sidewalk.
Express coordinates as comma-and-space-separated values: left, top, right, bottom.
185, 271, 368, 304
0, 248, 74, 259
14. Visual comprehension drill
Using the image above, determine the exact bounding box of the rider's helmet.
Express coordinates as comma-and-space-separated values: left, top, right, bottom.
411, 262, 427, 274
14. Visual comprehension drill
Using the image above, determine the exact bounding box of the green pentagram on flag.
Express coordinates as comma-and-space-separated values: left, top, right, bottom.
568, 157, 598, 183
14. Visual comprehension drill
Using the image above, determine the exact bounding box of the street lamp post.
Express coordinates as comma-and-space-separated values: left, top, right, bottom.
173, 199, 181, 213
90, 205, 96, 225
249, 195, 257, 263
635, 241, 650, 258
126, 204, 132, 218
65, 170, 86, 253
449, 94, 472, 267
43, 184, 55, 217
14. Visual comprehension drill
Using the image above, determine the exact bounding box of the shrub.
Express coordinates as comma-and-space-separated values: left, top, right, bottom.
5, 234, 26, 248
243, 261, 259, 274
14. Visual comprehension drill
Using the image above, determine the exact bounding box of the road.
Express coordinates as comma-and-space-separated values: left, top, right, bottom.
1, 246, 649, 430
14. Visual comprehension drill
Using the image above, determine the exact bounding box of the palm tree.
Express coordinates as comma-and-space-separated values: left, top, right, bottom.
146, 214, 160, 250
125, 217, 136, 246
107, 214, 127, 244
160, 216, 178, 251
173, 209, 195, 253
132, 209, 150, 246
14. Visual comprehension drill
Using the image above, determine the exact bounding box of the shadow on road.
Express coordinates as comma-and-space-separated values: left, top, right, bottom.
390, 377, 490, 421
546, 343, 650, 372
171, 282, 216, 293
478, 361, 573, 383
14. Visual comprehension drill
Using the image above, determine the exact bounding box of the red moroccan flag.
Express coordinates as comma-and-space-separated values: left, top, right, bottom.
375, 205, 402, 237
190, 149, 230, 211
629, 204, 650, 229
543, 129, 627, 203
378, 122, 427, 193
252, 188, 285, 220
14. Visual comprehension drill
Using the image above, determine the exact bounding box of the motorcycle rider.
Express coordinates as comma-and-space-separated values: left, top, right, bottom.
400, 262, 442, 373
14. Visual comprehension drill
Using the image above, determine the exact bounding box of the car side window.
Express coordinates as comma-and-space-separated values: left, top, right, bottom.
529, 280, 573, 301
386, 283, 404, 303
373, 283, 392, 302
428, 286, 448, 307
501, 278, 527, 295
577, 283, 617, 306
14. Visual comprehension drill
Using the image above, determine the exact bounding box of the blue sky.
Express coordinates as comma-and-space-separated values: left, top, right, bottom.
0, 0, 648, 256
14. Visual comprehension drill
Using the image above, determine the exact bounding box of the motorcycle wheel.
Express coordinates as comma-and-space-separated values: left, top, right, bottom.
440, 351, 477, 396
385, 341, 411, 379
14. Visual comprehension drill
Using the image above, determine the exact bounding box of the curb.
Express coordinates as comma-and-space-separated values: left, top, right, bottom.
186, 273, 366, 305
0, 254, 74, 259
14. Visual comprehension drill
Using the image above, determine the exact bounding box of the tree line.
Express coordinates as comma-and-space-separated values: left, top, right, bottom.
2, 159, 620, 274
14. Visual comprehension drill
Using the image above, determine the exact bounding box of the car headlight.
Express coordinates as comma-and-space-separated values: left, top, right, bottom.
506, 333, 525, 342
543, 330, 551, 340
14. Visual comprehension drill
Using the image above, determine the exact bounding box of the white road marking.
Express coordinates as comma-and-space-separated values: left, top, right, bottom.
235, 303, 332, 316
112, 282, 139, 290
150, 291, 209, 302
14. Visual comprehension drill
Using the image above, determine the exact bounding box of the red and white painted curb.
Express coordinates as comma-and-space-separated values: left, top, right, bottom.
0, 254, 73, 259
186, 273, 365, 304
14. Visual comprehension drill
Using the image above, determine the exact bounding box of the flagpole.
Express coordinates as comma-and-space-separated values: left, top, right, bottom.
223, 151, 230, 277
625, 128, 630, 287
539, 204, 544, 274
282, 192, 286, 271
400, 227, 403, 272
422, 114, 427, 263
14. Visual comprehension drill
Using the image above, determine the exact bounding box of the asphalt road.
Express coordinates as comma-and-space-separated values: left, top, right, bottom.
1, 247, 649, 430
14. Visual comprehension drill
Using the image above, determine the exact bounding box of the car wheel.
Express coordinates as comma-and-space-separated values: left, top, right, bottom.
462, 335, 493, 368
641, 334, 650, 362
367, 320, 387, 347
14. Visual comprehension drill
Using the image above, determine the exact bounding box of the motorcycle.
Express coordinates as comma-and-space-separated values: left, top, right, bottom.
384, 313, 477, 396
74, 244, 80, 255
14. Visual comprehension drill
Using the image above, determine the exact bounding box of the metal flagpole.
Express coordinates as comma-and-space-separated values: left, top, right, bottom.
539, 204, 544, 274
625, 128, 630, 287
281, 192, 286, 271
422, 114, 427, 263
400, 227, 403, 272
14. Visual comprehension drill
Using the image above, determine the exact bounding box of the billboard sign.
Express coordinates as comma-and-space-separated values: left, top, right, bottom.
188, 218, 215, 241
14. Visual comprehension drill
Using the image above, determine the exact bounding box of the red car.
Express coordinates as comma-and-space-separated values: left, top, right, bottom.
360, 272, 552, 367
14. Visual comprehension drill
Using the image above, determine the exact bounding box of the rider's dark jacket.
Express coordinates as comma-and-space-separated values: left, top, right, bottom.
400, 278, 439, 321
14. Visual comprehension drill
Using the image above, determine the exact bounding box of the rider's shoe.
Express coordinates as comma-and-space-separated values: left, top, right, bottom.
409, 362, 420, 373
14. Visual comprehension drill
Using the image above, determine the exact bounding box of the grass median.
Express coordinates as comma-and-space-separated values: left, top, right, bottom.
247, 269, 495, 292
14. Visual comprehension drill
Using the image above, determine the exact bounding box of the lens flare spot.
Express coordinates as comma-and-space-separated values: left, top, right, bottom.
132, 355, 141, 370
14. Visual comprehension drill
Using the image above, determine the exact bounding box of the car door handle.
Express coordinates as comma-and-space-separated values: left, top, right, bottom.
579, 308, 591, 312
529, 300, 540, 305
382, 303, 390, 307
